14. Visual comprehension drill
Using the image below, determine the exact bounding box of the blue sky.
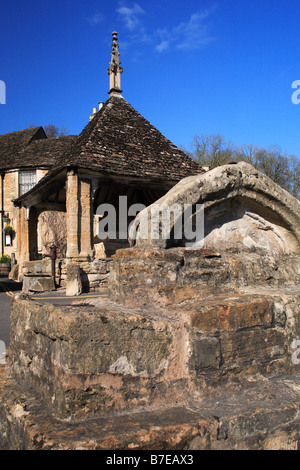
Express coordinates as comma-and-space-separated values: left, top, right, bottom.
1, 0, 300, 158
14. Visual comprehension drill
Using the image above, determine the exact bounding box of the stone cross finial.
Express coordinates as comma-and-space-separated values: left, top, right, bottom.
107, 31, 123, 96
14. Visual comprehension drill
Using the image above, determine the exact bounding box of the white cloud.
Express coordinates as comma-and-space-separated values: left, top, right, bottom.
116, 3, 145, 31
156, 40, 169, 53
114, 4, 216, 56
156, 6, 216, 52
87, 13, 104, 25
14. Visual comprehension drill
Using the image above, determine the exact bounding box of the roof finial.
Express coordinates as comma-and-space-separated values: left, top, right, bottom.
107, 31, 123, 96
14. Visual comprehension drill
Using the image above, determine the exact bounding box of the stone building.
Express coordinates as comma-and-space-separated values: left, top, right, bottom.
0, 126, 76, 261
12, 32, 200, 289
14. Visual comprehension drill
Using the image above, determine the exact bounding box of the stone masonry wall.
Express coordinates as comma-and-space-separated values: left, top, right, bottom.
1, 169, 48, 261
58, 258, 112, 291
6, 247, 300, 421
1, 171, 19, 258
19, 257, 112, 291
109, 248, 300, 381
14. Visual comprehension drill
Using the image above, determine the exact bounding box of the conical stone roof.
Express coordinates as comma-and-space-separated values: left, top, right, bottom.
53, 95, 200, 182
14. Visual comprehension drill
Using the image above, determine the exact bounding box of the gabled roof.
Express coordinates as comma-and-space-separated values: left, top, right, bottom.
0, 127, 46, 170
20, 135, 77, 169
0, 127, 76, 171
50, 95, 200, 181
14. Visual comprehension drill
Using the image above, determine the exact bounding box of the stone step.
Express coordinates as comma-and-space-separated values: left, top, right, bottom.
1, 365, 299, 450
8, 291, 300, 419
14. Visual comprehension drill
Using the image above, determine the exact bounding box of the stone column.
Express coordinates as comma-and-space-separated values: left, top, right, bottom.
66, 169, 80, 258
17, 206, 38, 265
79, 178, 94, 258
17, 207, 30, 266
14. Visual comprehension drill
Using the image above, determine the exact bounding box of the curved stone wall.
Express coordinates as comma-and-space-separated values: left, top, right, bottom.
129, 162, 300, 253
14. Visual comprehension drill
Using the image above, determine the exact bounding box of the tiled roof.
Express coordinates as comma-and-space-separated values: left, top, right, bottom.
0, 127, 45, 170
0, 127, 76, 170
53, 95, 200, 181
20, 135, 77, 168
13, 96, 202, 205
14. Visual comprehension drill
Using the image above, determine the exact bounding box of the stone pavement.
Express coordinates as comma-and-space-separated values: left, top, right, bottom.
31, 288, 108, 305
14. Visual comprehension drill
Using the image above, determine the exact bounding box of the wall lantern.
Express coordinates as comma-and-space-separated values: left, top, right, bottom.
5, 234, 12, 246
3, 223, 14, 247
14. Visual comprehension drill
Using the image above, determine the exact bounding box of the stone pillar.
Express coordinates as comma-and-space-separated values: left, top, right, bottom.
17, 207, 30, 266
79, 178, 94, 258
66, 170, 94, 260
17, 206, 38, 266
66, 169, 80, 258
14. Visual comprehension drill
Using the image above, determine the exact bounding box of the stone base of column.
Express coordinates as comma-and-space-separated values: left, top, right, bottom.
66, 253, 94, 263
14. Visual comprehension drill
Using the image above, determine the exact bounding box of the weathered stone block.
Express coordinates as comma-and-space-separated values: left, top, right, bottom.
273, 301, 287, 328
66, 263, 82, 296
8, 264, 18, 281
22, 275, 55, 293
191, 335, 221, 369
1, 364, 300, 450
109, 248, 300, 310
220, 328, 287, 367
21, 259, 52, 276
8, 297, 175, 417
188, 295, 273, 333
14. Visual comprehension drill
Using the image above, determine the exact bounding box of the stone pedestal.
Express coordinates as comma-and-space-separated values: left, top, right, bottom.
1, 247, 300, 449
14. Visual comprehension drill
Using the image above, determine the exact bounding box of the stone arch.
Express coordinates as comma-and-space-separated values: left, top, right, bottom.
201, 195, 299, 254
129, 162, 300, 255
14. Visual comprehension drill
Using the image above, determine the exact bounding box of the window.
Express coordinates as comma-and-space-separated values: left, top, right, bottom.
19, 170, 36, 196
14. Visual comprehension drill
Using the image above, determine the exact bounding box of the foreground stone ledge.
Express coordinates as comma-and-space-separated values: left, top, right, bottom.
3, 243, 300, 449
1, 365, 300, 450
8, 296, 187, 418
6, 283, 300, 422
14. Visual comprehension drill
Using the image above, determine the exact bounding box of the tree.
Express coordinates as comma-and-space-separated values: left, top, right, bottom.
44, 124, 69, 138
192, 134, 237, 168
44, 124, 59, 138
57, 125, 69, 136
190, 134, 300, 200
256, 146, 290, 191
234, 143, 266, 168
287, 155, 300, 199
29, 124, 69, 138
236, 144, 298, 196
